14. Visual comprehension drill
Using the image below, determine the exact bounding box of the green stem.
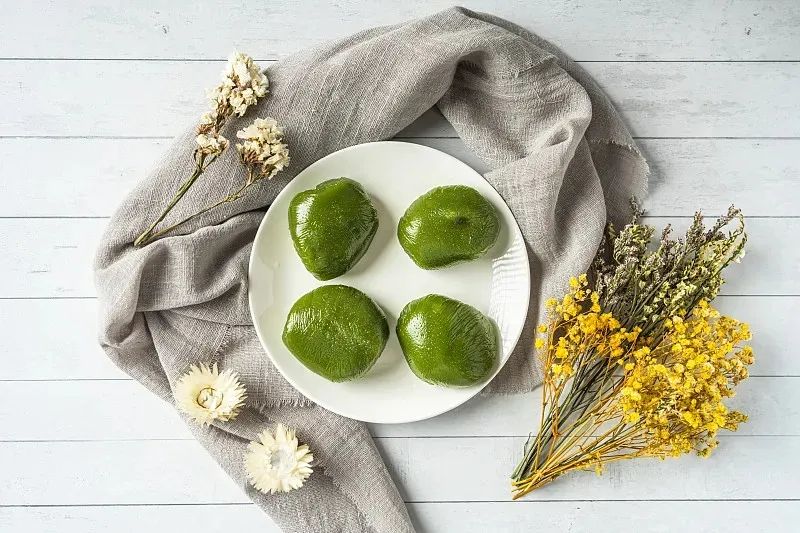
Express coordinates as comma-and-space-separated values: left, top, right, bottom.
134, 153, 208, 247
138, 181, 252, 244
512, 350, 616, 482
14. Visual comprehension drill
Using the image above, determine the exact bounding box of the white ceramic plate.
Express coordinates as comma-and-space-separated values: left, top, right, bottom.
248, 141, 530, 423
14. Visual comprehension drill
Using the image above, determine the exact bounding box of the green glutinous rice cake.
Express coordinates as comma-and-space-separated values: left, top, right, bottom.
396, 294, 499, 387
282, 285, 389, 382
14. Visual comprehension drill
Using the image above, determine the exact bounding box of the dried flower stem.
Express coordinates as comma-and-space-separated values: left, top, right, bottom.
137, 169, 260, 245
134, 154, 212, 247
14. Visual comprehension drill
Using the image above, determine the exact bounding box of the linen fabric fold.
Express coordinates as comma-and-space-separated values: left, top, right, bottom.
95, 6, 647, 532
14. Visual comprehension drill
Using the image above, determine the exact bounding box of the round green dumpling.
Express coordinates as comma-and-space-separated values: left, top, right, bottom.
283, 285, 389, 382
398, 185, 500, 269
289, 178, 378, 281
396, 294, 498, 387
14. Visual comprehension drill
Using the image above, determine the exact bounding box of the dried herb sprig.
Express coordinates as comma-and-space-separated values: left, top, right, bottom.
511, 206, 751, 499
134, 52, 279, 247
594, 203, 746, 340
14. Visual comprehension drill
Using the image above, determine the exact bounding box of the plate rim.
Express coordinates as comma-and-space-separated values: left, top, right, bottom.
247, 140, 531, 423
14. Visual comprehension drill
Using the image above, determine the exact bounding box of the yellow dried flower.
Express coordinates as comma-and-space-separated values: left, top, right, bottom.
617, 302, 752, 457
513, 274, 753, 499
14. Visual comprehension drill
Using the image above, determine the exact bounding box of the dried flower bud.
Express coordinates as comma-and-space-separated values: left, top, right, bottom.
210, 52, 269, 117
236, 118, 290, 180
197, 112, 219, 135
195, 132, 230, 156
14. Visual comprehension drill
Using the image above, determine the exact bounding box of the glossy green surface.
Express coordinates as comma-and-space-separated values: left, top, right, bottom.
396, 294, 498, 387
397, 185, 500, 269
282, 285, 389, 382
289, 178, 379, 280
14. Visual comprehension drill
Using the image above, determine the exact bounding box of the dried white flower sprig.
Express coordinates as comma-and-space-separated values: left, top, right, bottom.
195, 132, 230, 156
212, 51, 269, 117
245, 424, 314, 494
192, 52, 269, 159
133, 51, 283, 247
174, 363, 247, 425
136, 118, 290, 241
237, 118, 291, 181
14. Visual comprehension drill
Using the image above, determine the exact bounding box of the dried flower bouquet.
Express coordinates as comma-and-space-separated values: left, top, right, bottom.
134, 52, 289, 247
512, 205, 752, 498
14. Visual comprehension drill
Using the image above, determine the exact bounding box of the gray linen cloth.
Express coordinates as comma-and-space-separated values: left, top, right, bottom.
95, 6, 647, 532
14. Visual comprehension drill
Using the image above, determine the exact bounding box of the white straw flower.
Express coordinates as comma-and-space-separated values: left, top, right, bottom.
174, 363, 247, 425
195, 132, 230, 156
245, 424, 314, 494
236, 118, 290, 180
210, 52, 269, 117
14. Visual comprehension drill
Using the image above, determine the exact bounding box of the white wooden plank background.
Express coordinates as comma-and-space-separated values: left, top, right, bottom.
1, 1, 798, 531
